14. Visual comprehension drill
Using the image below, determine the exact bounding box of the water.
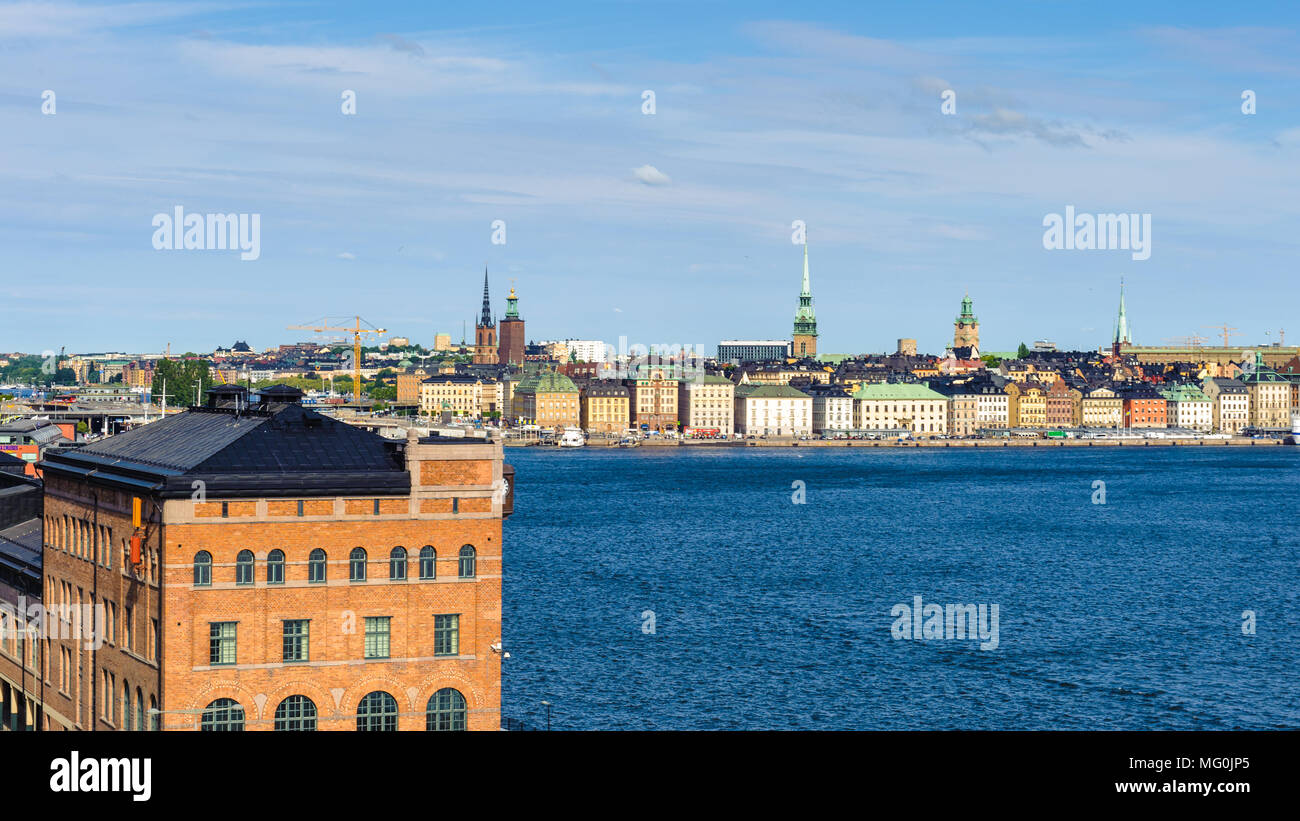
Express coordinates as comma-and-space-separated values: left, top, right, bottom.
502, 446, 1300, 730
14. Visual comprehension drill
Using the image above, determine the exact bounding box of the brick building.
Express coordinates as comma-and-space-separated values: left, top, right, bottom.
35, 384, 510, 731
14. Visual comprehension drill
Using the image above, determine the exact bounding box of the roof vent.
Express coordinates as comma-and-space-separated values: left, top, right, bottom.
256, 384, 305, 408
207, 384, 249, 409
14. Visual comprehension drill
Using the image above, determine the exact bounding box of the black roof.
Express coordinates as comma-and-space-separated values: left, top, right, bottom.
40, 403, 408, 498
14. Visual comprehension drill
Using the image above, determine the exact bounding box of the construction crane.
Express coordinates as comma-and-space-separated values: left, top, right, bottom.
1202, 324, 1240, 347
286, 316, 387, 400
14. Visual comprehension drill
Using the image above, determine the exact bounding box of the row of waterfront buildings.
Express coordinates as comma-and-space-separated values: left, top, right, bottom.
398, 349, 1298, 437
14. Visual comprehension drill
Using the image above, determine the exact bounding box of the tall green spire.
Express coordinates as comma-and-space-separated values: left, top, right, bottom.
793, 242, 817, 337
504, 285, 520, 320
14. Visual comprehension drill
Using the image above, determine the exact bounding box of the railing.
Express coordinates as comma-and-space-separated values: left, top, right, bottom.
501, 716, 540, 731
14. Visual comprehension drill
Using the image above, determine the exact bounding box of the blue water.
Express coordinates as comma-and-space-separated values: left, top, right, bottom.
502, 446, 1300, 729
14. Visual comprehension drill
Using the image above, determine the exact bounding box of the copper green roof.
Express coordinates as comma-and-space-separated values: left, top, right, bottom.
1158, 384, 1210, 402
736, 384, 809, 399
515, 371, 578, 394
852, 382, 946, 401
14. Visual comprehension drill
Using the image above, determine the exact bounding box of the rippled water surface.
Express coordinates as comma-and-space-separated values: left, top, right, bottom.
502, 446, 1300, 729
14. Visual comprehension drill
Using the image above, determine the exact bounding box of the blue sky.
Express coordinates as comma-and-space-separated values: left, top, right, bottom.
3, 1, 1299, 356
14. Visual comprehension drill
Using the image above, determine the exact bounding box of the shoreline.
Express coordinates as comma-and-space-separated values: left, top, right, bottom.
506, 437, 1290, 449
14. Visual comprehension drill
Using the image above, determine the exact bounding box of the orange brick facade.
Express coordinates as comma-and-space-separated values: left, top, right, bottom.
34, 428, 506, 732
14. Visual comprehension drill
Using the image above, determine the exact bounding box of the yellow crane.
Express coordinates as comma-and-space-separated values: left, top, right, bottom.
287, 316, 387, 400
1202, 324, 1240, 347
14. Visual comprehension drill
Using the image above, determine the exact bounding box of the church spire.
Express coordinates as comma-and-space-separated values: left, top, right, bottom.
800, 242, 811, 297
479, 267, 493, 327
1114, 278, 1129, 345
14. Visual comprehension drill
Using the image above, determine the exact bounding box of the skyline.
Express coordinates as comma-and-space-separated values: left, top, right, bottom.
4, 1, 1300, 353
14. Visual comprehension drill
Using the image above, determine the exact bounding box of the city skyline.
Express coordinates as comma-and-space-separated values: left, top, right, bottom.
3, 1, 1300, 354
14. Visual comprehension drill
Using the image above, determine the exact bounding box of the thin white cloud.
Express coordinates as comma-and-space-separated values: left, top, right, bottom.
632, 165, 671, 186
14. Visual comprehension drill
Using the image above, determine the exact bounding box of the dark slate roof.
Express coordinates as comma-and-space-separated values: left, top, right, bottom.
40, 404, 409, 498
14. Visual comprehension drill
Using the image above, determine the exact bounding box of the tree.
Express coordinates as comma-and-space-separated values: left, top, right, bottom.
1016, 342, 1030, 359
152, 358, 213, 407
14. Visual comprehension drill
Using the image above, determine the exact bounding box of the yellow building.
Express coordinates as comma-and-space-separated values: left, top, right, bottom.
419, 375, 485, 418
1006, 381, 1046, 428
1081, 386, 1122, 428
580, 382, 630, 434
512, 371, 580, 429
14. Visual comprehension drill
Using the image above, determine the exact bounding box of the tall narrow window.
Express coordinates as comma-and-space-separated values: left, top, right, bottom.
267, 550, 285, 585
235, 550, 254, 585
389, 547, 407, 580
209, 622, 237, 666
193, 551, 212, 586
363, 617, 390, 659
349, 548, 367, 582
458, 545, 476, 578
283, 620, 309, 663
434, 614, 459, 656
419, 546, 436, 580
308, 549, 327, 583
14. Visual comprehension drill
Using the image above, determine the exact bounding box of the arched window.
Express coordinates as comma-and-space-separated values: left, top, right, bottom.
123, 682, 132, 731
149, 696, 158, 731
267, 550, 285, 585
274, 695, 317, 731
200, 698, 244, 731
426, 688, 467, 731
389, 547, 407, 580
458, 545, 476, 578
235, 550, 254, 585
308, 549, 326, 584
419, 546, 436, 580
136, 688, 144, 732
193, 551, 212, 586
349, 548, 367, 582
356, 691, 398, 731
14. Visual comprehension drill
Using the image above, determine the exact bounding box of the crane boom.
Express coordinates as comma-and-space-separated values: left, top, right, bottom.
287, 316, 387, 401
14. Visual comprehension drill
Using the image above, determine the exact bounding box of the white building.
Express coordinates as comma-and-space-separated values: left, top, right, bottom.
678, 374, 735, 436
852, 382, 949, 436
734, 384, 812, 436
806, 385, 854, 433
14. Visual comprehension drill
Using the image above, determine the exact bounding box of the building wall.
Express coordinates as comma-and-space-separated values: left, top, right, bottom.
497, 319, 525, 367
39, 478, 163, 731
158, 439, 503, 731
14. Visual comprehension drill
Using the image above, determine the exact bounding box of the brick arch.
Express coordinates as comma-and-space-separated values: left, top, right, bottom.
414, 670, 484, 714
342, 675, 410, 713
264, 680, 337, 720
187, 681, 259, 728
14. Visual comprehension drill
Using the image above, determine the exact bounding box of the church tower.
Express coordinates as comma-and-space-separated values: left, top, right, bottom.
953, 293, 980, 354
497, 284, 525, 366
474, 268, 498, 365
1112, 278, 1131, 356
791, 243, 818, 358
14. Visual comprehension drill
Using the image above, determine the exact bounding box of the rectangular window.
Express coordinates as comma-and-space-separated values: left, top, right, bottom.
364, 617, 390, 659
124, 606, 133, 653
434, 614, 460, 656
209, 622, 237, 666
150, 618, 159, 661
283, 619, 309, 663
297, 500, 304, 517
221, 501, 229, 518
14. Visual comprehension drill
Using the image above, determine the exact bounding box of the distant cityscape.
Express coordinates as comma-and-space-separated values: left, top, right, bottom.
4, 251, 1300, 455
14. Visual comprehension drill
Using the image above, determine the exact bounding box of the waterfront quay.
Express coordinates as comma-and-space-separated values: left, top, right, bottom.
508, 435, 1285, 448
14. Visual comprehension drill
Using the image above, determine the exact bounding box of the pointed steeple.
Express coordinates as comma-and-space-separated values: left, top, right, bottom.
479, 267, 493, 327
800, 242, 811, 297
1114, 278, 1130, 345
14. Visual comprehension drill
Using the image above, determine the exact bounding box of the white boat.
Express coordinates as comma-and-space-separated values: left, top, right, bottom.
558, 427, 585, 448
1288, 412, 1300, 446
